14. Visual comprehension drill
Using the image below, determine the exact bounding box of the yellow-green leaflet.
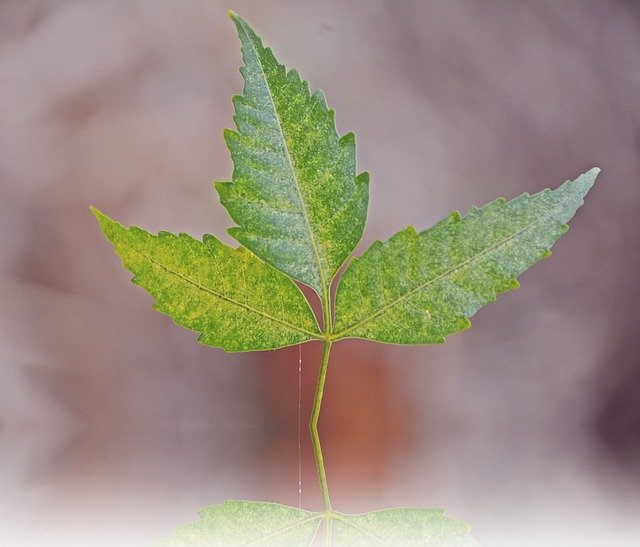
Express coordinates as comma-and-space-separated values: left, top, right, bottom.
332, 169, 599, 344
216, 13, 369, 297
92, 209, 321, 352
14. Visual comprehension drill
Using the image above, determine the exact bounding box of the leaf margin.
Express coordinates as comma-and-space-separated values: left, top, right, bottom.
331, 168, 600, 344
216, 10, 370, 299
91, 207, 323, 352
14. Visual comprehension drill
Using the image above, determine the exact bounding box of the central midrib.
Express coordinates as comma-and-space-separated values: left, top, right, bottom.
239, 19, 328, 298
119, 238, 320, 339
333, 203, 564, 339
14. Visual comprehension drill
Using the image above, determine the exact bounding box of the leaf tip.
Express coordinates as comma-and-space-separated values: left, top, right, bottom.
228, 10, 254, 42
581, 167, 600, 189
587, 166, 601, 177
90, 207, 117, 234
89, 205, 104, 220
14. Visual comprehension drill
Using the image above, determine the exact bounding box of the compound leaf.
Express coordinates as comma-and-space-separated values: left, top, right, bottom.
157, 500, 321, 546
92, 209, 321, 352
217, 12, 369, 296
332, 508, 479, 546
333, 169, 599, 344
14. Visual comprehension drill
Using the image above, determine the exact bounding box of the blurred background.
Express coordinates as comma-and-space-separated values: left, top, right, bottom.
1, 0, 639, 545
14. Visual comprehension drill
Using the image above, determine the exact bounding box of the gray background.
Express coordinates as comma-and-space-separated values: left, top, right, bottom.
1, 1, 639, 545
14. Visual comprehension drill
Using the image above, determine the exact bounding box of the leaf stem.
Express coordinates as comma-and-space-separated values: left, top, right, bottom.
310, 338, 333, 513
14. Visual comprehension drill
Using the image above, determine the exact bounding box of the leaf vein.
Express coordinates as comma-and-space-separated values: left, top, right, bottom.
119, 237, 320, 339
333, 203, 562, 339
243, 514, 322, 545
237, 17, 328, 296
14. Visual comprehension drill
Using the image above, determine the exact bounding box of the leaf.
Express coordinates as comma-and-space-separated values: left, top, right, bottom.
216, 11, 369, 296
331, 508, 480, 546
158, 501, 479, 546
157, 500, 321, 546
92, 208, 321, 352
332, 169, 599, 344
93, 12, 596, 545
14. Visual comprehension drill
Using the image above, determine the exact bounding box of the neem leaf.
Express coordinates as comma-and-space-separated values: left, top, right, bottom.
332, 508, 479, 546
94, 11, 596, 544
332, 169, 599, 344
157, 500, 321, 546
92, 208, 321, 352
217, 12, 369, 296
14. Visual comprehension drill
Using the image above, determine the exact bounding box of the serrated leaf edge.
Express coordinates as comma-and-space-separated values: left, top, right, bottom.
229, 13, 330, 297
91, 208, 323, 351
331, 169, 598, 342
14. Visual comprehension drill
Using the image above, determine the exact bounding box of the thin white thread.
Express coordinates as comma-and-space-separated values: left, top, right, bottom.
297, 343, 302, 508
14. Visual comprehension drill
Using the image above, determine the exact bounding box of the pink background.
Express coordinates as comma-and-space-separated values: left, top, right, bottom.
1, 1, 639, 545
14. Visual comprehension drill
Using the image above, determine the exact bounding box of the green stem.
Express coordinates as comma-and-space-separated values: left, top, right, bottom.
322, 282, 333, 335
310, 338, 332, 513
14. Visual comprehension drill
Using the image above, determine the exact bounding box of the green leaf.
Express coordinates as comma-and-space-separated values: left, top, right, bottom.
92, 208, 321, 352
157, 500, 321, 546
93, 11, 597, 544
217, 12, 369, 296
332, 169, 599, 344
332, 508, 479, 546
158, 502, 478, 546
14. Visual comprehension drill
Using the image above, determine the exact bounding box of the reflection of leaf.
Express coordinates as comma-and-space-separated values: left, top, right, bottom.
332, 508, 479, 546
92, 209, 321, 352
217, 12, 369, 296
333, 169, 598, 344
158, 501, 321, 546
158, 501, 479, 546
